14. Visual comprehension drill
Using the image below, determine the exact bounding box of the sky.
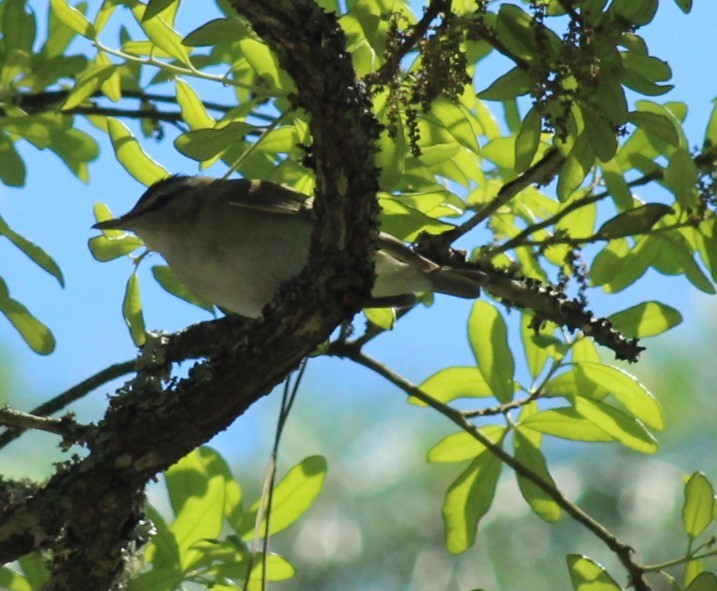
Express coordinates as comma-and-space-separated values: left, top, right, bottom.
2, 0, 717, 479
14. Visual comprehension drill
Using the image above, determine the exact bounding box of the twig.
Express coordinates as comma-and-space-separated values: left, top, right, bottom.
494, 170, 663, 253
441, 148, 564, 244
0, 407, 87, 443
462, 390, 542, 418
0, 360, 135, 450
333, 345, 650, 591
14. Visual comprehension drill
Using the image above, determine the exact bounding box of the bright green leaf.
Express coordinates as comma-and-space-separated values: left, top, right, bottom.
428, 426, 505, 463
123, 272, 146, 346
49, 0, 96, 39
107, 118, 169, 186
608, 301, 682, 337
165, 447, 228, 569
0, 216, 64, 286
239, 455, 327, 540
682, 472, 715, 539
573, 396, 658, 453
363, 307, 395, 330
127, 0, 191, 65
566, 554, 622, 591
468, 301, 515, 403
174, 122, 253, 162
415, 366, 492, 406
0, 277, 55, 355
521, 407, 614, 442
443, 452, 502, 554
183, 17, 248, 46
175, 78, 215, 130
514, 430, 561, 522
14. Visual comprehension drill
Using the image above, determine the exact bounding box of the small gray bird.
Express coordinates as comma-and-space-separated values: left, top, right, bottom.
93, 176, 484, 318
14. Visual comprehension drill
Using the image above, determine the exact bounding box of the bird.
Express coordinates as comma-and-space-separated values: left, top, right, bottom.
93, 176, 484, 318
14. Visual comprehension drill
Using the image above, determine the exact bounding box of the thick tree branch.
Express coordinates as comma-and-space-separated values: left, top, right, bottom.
0, 3, 379, 589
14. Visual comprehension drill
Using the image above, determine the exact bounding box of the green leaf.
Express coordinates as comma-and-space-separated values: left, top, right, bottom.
415, 366, 492, 405
239, 455, 327, 540
573, 396, 658, 453
686, 573, 717, 591
175, 78, 215, 131
496, 4, 535, 61
427, 426, 505, 463
127, 0, 191, 65
521, 407, 614, 442
582, 106, 618, 162
479, 67, 530, 101
49, 0, 96, 39
553, 362, 663, 429
628, 111, 680, 147
468, 301, 515, 403
61, 62, 116, 110
183, 17, 249, 46
16, 553, 48, 589
596, 203, 673, 239
123, 272, 146, 347
49, 128, 100, 182
165, 447, 228, 569
611, 0, 658, 25
0, 133, 25, 187
174, 122, 253, 162
0, 277, 55, 355
557, 132, 595, 201
107, 118, 169, 186
0, 216, 64, 286
608, 301, 682, 337
363, 307, 395, 330
594, 72, 628, 125
143, 505, 181, 571
682, 472, 715, 539
566, 555, 622, 591
513, 429, 561, 522
520, 314, 564, 379
3, 0, 35, 52
664, 148, 698, 206
442, 452, 502, 554
515, 106, 541, 172
151, 265, 214, 313
0, 113, 71, 149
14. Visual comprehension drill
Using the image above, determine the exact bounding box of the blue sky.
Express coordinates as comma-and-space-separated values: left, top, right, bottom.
2, 0, 717, 477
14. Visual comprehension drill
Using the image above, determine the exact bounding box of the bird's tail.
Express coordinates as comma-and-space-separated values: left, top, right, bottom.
428, 267, 487, 299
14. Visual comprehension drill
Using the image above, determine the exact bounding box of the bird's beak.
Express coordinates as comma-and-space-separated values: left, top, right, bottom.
92, 217, 127, 231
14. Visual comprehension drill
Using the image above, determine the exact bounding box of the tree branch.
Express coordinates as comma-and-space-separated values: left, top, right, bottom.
0, 360, 135, 450
333, 345, 650, 591
440, 148, 565, 245
0, 2, 380, 589
0, 408, 87, 443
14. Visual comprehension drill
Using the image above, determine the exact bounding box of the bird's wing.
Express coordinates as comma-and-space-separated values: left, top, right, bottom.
222, 179, 314, 218
376, 232, 438, 273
